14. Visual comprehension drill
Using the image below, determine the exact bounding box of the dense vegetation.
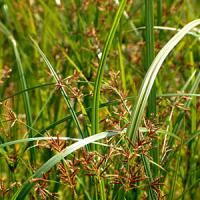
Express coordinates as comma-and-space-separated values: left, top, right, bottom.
0, 0, 200, 199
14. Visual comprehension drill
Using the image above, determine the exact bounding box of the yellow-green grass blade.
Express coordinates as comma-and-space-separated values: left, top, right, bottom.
144, 1, 159, 192
157, 0, 162, 26
0, 83, 55, 102
0, 21, 35, 163
12, 130, 123, 200
92, 0, 127, 135
144, 0, 156, 117
129, 26, 200, 39
31, 39, 85, 139
128, 20, 200, 199
168, 142, 181, 200
0, 135, 120, 148
128, 19, 200, 143
188, 50, 197, 199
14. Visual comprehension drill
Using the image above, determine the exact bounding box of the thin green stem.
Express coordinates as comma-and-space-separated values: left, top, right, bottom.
145, 0, 156, 117
92, 0, 127, 135
0, 22, 35, 164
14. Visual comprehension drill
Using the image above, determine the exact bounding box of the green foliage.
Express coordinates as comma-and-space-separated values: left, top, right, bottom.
0, 1, 199, 199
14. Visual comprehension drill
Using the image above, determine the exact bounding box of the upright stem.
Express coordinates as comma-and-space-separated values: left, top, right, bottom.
145, 0, 159, 182
145, 0, 156, 117
157, 0, 162, 26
